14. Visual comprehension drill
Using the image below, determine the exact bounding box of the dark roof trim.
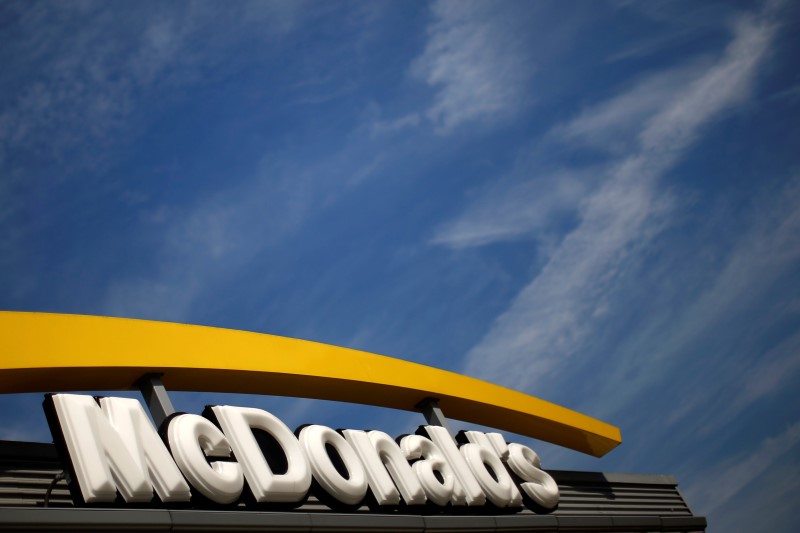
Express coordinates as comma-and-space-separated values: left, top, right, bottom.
0, 440, 59, 461
0, 507, 708, 532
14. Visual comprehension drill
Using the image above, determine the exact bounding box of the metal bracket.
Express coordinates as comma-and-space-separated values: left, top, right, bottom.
416, 397, 453, 435
136, 373, 176, 427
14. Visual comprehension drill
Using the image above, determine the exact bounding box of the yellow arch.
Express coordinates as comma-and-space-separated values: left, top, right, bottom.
0, 312, 620, 456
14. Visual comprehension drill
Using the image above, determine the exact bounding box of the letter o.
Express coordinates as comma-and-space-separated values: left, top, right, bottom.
299, 425, 367, 506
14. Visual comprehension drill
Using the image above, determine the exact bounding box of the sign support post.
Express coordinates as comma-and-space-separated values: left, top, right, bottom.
417, 397, 453, 435
136, 373, 175, 427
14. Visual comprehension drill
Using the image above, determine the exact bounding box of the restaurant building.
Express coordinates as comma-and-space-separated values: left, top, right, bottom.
0, 312, 706, 532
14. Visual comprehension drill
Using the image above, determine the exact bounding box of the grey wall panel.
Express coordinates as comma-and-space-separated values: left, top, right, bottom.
168, 509, 312, 532
0, 507, 172, 532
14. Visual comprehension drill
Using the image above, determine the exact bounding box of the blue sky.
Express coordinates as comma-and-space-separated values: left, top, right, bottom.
1, 0, 799, 529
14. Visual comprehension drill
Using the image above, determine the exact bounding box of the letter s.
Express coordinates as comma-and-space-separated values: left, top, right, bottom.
505, 443, 559, 510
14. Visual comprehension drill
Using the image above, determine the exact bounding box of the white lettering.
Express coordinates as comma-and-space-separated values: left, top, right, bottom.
48, 394, 560, 511
211, 406, 311, 503
506, 443, 559, 509
168, 414, 243, 504
460, 431, 521, 507
48, 394, 179, 503
425, 425, 486, 506
343, 429, 427, 506
99, 397, 191, 502
298, 425, 367, 506
367, 430, 427, 505
399, 434, 454, 506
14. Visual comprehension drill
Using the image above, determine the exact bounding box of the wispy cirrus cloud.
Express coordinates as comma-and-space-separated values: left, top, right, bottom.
579, 173, 800, 428
0, 1, 310, 288
457, 3, 779, 390
411, 0, 536, 133
102, 142, 383, 322
0, 1, 305, 163
430, 163, 594, 249
685, 420, 800, 515
549, 60, 711, 154
430, 9, 772, 250
100, 95, 434, 325
695, 437, 800, 532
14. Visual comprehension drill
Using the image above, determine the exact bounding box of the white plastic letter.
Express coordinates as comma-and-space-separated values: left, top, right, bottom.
486, 432, 510, 461
168, 414, 244, 504
367, 431, 427, 505
49, 394, 159, 503
460, 443, 522, 507
343, 429, 426, 506
399, 434, 454, 506
211, 406, 311, 503
506, 443, 559, 509
99, 397, 191, 502
425, 426, 486, 506
299, 425, 367, 506
342, 430, 401, 505
460, 431, 521, 507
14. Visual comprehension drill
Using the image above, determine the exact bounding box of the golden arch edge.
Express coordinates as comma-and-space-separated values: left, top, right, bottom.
0, 312, 621, 457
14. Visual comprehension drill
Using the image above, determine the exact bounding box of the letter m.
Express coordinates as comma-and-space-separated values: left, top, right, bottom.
44, 393, 190, 503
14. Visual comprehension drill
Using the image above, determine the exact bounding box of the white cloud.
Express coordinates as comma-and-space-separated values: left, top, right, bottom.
604, 1, 735, 63
638, 15, 776, 156
0, 2, 310, 280
459, 5, 778, 391
102, 156, 317, 322
431, 164, 593, 249
411, 0, 535, 133
738, 335, 800, 410
368, 114, 421, 139
100, 104, 418, 323
549, 61, 710, 154
433, 6, 779, 251
684, 420, 800, 515
701, 448, 800, 532
0, 2, 306, 163
585, 175, 800, 426
463, 156, 671, 386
